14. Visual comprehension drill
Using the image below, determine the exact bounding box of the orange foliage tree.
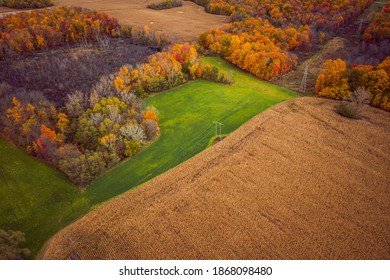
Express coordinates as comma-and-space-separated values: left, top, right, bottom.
363, 0, 390, 43
114, 42, 228, 95
199, 17, 310, 81
194, 0, 374, 30
0, 6, 120, 59
315, 59, 350, 100
316, 57, 390, 111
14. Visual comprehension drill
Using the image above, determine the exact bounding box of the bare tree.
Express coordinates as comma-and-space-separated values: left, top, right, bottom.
348, 87, 369, 115
107, 105, 121, 123
91, 113, 104, 127
92, 75, 116, 99
117, 91, 138, 105
0, 82, 11, 99
96, 34, 110, 49
120, 124, 146, 143
89, 90, 99, 107
65, 90, 87, 117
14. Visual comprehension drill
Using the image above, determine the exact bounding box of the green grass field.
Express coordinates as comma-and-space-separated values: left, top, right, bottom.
0, 57, 297, 257
0, 138, 90, 256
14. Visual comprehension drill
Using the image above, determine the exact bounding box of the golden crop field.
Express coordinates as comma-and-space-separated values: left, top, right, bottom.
53, 0, 228, 42
41, 97, 390, 260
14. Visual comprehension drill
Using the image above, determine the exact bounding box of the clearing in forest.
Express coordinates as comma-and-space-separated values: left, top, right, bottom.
0, 57, 296, 257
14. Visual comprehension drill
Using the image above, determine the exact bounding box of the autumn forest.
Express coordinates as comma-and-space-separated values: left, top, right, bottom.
0, 0, 389, 260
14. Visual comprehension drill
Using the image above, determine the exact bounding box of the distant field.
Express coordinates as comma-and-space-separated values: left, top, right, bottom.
0, 7, 13, 13
0, 1, 227, 41
0, 57, 296, 257
53, 0, 228, 42
42, 97, 390, 260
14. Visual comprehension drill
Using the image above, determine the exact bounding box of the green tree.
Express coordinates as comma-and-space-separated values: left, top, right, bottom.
0, 229, 30, 260
124, 139, 141, 157
75, 116, 99, 150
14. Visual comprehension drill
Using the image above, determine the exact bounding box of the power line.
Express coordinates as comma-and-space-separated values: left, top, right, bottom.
138, 100, 252, 184
139, 124, 215, 183
213, 121, 223, 136
299, 63, 308, 93
357, 19, 364, 36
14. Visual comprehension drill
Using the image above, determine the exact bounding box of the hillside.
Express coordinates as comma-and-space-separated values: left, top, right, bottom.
0, 56, 295, 257
0, 138, 89, 256
41, 97, 390, 259
87, 57, 296, 204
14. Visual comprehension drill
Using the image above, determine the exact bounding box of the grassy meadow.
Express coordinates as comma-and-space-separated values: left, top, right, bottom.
0, 138, 90, 256
0, 57, 297, 256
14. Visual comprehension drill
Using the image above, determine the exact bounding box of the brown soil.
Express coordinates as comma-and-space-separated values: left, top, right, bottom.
53, 0, 228, 42
41, 97, 390, 260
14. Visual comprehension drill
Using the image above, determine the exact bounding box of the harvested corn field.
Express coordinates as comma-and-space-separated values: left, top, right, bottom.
41, 97, 390, 260
53, 0, 228, 42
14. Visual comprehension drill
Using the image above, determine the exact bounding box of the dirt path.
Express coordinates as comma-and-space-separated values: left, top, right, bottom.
41, 97, 390, 259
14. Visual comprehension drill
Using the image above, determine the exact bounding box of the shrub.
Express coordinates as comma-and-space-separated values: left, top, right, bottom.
144, 120, 160, 140
147, 0, 182, 10
335, 104, 358, 119
0, 229, 31, 260
335, 87, 370, 119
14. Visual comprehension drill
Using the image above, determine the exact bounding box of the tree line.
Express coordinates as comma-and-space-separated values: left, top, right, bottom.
114, 43, 231, 97
190, 0, 374, 31
0, 0, 52, 9
147, 0, 183, 10
0, 6, 170, 60
1, 77, 161, 187
198, 17, 311, 81
315, 56, 390, 111
363, 0, 390, 44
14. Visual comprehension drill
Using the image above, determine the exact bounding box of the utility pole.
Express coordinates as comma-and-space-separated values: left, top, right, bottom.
213, 121, 223, 136
299, 63, 308, 93
357, 19, 364, 36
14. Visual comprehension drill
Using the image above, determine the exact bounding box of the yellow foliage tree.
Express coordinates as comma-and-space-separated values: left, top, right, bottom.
363, 69, 389, 107
56, 112, 69, 136
99, 134, 117, 152
315, 58, 350, 100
